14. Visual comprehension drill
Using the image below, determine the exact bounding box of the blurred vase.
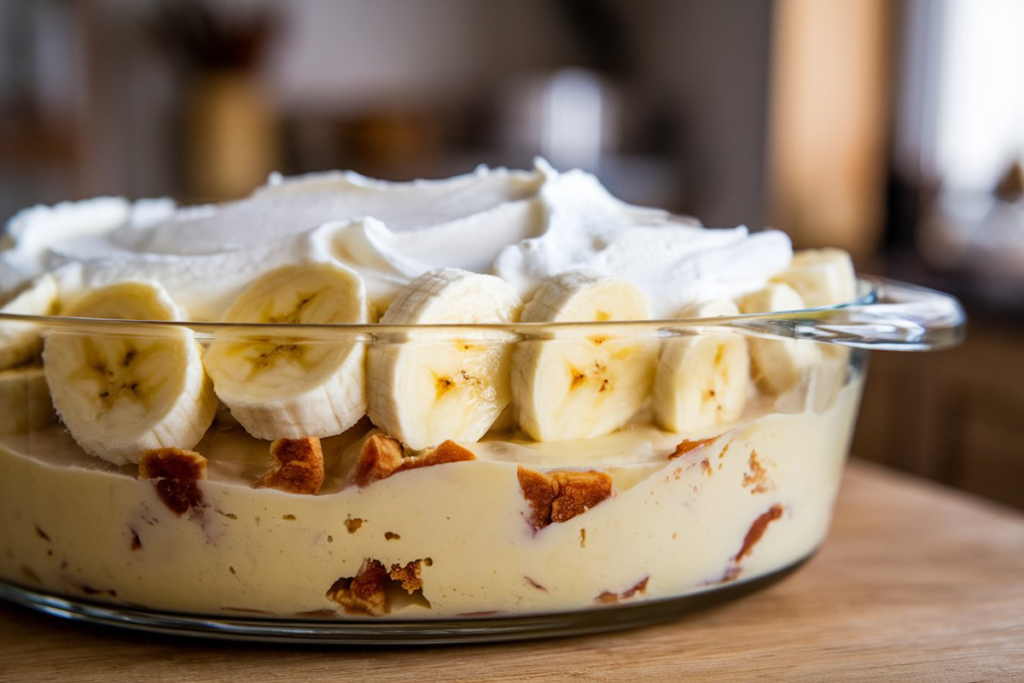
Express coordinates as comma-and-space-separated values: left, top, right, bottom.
183, 71, 279, 201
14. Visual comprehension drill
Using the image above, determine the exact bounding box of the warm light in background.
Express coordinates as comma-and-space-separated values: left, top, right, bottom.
541, 69, 606, 173
767, 0, 893, 259
935, 0, 1024, 191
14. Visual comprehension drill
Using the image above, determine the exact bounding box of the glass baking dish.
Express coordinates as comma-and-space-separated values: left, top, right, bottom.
0, 277, 964, 644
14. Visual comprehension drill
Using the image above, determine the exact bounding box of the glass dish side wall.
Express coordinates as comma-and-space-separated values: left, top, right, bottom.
0, 319, 866, 620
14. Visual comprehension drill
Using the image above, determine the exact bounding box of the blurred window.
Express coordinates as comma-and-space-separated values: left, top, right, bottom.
928, 0, 1024, 190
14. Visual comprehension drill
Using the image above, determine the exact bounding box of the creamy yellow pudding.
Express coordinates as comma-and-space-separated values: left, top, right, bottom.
0, 372, 862, 617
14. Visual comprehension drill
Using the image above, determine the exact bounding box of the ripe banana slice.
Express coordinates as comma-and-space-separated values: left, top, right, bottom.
204, 263, 371, 441
772, 248, 857, 307
0, 366, 55, 434
0, 274, 59, 370
652, 300, 750, 433
739, 283, 821, 394
771, 249, 857, 405
512, 270, 657, 442
367, 267, 522, 451
43, 281, 216, 465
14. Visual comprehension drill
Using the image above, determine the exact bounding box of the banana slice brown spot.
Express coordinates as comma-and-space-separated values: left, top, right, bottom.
74, 339, 162, 412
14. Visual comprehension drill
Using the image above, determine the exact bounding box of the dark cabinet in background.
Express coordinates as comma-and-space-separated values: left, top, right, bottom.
854, 315, 1024, 510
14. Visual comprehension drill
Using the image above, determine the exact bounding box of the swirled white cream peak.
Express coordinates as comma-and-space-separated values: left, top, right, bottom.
0, 160, 792, 320
0, 197, 131, 293
492, 163, 793, 316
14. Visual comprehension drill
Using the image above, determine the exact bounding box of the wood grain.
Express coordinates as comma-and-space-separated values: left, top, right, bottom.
0, 459, 1022, 682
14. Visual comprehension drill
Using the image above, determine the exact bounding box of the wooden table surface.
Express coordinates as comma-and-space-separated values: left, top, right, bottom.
1, 459, 1022, 682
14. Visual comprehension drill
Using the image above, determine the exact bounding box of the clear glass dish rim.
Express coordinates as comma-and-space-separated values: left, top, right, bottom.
0, 277, 882, 334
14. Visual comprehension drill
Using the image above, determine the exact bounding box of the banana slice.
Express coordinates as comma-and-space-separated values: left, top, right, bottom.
204, 263, 371, 441
0, 366, 55, 434
739, 283, 821, 394
366, 267, 522, 451
43, 281, 216, 465
807, 346, 850, 412
0, 275, 59, 370
512, 270, 657, 442
771, 249, 856, 404
653, 300, 750, 433
772, 248, 857, 307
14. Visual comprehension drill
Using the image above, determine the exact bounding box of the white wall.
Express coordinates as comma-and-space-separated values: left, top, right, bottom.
261, 0, 574, 113
256, 0, 775, 225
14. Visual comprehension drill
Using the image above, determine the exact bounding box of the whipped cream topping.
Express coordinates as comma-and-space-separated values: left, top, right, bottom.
0, 160, 792, 321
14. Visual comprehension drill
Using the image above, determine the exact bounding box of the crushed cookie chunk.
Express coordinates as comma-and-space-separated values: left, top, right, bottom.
327, 560, 390, 616
742, 451, 772, 494
388, 560, 423, 593
404, 440, 476, 471
345, 517, 364, 534
351, 434, 476, 487
517, 466, 613, 531
138, 448, 207, 515
255, 437, 324, 495
326, 558, 429, 615
351, 434, 405, 487
595, 576, 650, 604
517, 466, 559, 530
669, 436, 719, 460
621, 576, 649, 599
550, 471, 614, 523
735, 504, 784, 561
384, 531, 400, 541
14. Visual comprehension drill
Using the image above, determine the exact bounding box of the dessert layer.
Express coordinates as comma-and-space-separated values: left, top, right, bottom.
0, 376, 863, 618
1, 161, 791, 320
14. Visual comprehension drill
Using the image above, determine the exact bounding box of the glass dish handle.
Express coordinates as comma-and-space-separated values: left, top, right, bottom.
734, 277, 967, 351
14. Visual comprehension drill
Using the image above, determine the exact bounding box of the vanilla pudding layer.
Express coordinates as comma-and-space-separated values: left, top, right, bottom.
0, 374, 863, 618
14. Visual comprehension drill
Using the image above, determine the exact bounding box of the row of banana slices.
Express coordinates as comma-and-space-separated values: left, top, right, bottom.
0, 249, 856, 467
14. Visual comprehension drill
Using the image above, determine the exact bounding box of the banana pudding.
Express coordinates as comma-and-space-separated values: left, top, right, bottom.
0, 161, 866, 623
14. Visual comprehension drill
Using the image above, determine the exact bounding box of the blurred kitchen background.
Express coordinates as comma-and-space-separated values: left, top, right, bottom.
1, 0, 1022, 508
